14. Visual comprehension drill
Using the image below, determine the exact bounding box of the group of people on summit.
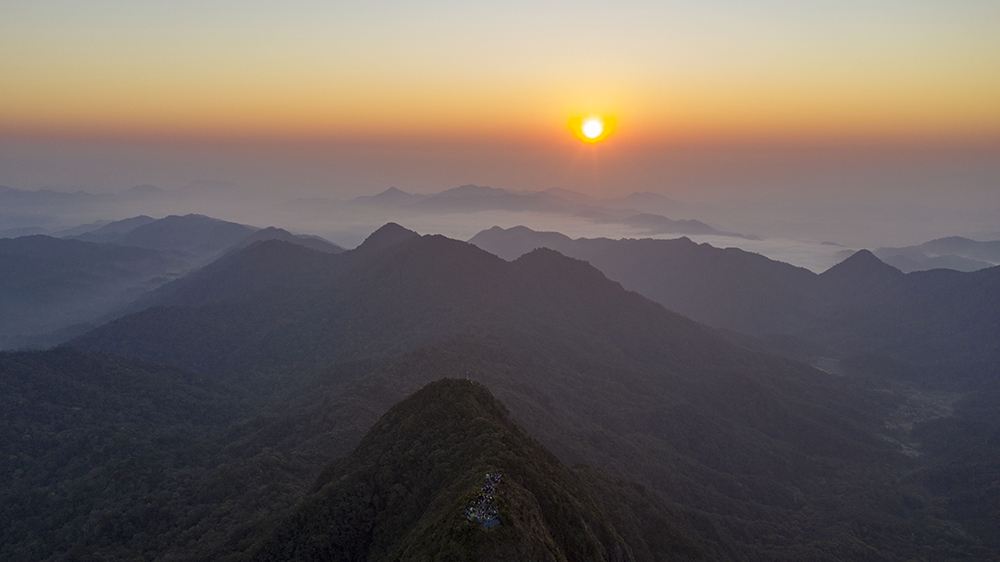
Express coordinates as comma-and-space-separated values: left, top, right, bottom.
465, 472, 502, 528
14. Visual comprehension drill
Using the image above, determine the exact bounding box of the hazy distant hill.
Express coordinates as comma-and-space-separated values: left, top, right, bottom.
0, 236, 188, 349
0, 215, 345, 349
230, 226, 344, 254
69, 215, 158, 242
470, 226, 1000, 385
0, 184, 103, 207
141, 239, 345, 309
875, 236, 1000, 272
67, 223, 990, 560
470, 226, 818, 334
83, 214, 258, 264
344, 185, 733, 237
346, 185, 425, 208
244, 378, 707, 562
0, 182, 278, 240
74, 214, 342, 262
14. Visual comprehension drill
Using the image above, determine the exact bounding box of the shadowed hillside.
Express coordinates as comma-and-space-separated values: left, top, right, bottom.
65, 224, 992, 560
0, 236, 189, 348
0, 216, 344, 349
244, 379, 707, 562
470, 226, 1000, 387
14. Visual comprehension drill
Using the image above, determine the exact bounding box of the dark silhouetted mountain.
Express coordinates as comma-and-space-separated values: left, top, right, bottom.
875, 236, 1000, 273
233, 226, 344, 254
813, 249, 905, 311
142, 240, 345, 309
100, 214, 258, 263
244, 379, 706, 562
618, 213, 725, 236
353, 221, 420, 253
470, 226, 1000, 386
67, 225, 989, 559
76, 216, 342, 257
1, 214, 346, 349
51, 219, 114, 237
811, 264, 1000, 387
470, 226, 817, 334
71, 215, 157, 243
141, 225, 415, 311
469, 225, 574, 260
0, 235, 188, 349
67, 214, 259, 266
817, 249, 904, 287
0, 226, 49, 238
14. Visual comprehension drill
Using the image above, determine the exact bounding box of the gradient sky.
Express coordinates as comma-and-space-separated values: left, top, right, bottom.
3, 0, 999, 143
1, 0, 999, 248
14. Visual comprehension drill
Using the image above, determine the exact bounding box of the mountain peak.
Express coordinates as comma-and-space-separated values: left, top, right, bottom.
468, 225, 574, 260
247, 378, 698, 561
819, 249, 904, 295
355, 222, 419, 252
341, 378, 521, 463
513, 247, 616, 293
441, 184, 501, 196
823, 249, 902, 278
372, 186, 413, 198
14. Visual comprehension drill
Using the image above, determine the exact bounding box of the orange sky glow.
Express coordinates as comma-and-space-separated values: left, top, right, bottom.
2, 1, 999, 148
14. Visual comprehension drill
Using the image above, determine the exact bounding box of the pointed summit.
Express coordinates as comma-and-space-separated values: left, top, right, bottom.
821, 249, 903, 282
369, 186, 416, 200
378, 186, 407, 195
245, 378, 702, 561
818, 249, 904, 303
355, 222, 419, 252
347, 186, 423, 208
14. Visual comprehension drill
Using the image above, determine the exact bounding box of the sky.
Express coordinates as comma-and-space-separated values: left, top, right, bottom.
1, 0, 999, 246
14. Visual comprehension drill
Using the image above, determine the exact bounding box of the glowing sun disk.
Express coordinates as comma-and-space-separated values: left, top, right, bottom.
582, 119, 604, 139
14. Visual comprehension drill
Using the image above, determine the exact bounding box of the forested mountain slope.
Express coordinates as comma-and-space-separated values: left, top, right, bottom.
470, 226, 818, 334
64, 224, 992, 559
470, 226, 1000, 387
244, 379, 709, 562
0, 349, 245, 561
0, 236, 188, 349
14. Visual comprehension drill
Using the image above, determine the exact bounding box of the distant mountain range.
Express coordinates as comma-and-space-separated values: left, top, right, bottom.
59, 223, 993, 559
875, 236, 1000, 272
470, 225, 1000, 386
0, 215, 342, 349
4, 219, 1000, 560
332, 184, 738, 238
0, 236, 188, 349
2, 182, 738, 241
0, 181, 266, 236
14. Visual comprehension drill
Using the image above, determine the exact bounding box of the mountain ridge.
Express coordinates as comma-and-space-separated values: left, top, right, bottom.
243, 378, 707, 562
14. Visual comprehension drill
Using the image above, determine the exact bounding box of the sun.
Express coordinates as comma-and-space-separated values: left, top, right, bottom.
582, 118, 604, 139
570, 115, 615, 143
